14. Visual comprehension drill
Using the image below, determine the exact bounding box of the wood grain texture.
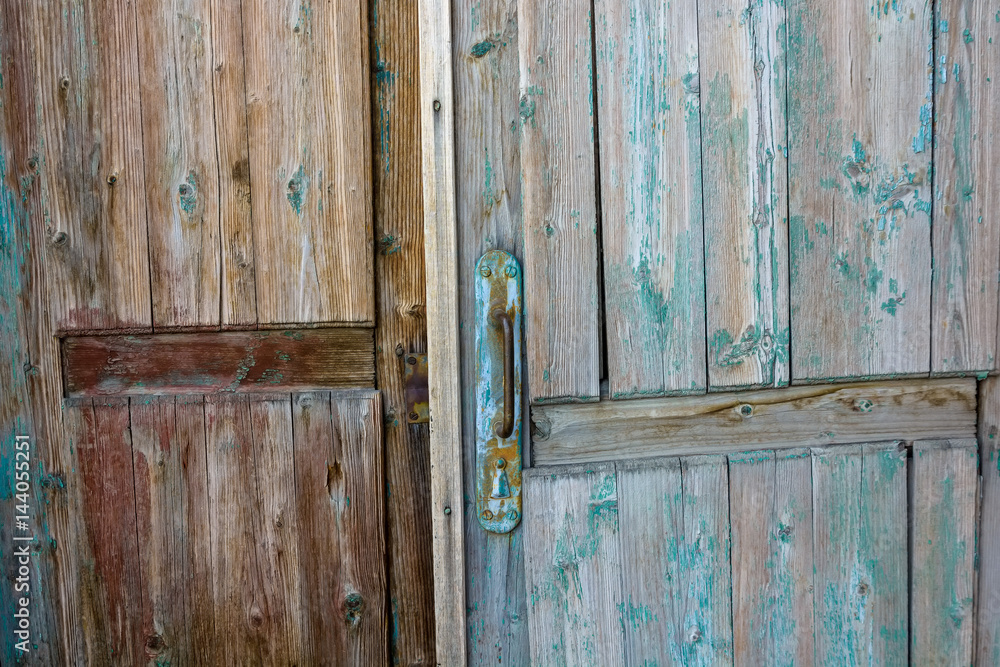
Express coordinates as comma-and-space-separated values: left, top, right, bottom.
452, 0, 530, 661
787, 0, 932, 380
911, 439, 978, 665
519, 0, 600, 403
0, 4, 62, 660
211, 0, 258, 328
137, 0, 221, 328
933, 0, 1000, 373
419, 0, 467, 660
292, 392, 388, 664
699, 0, 790, 390
130, 396, 215, 665
63, 328, 375, 396
523, 463, 625, 666
242, 0, 374, 325
64, 398, 146, 665
728, 449, 814, 665
978, 377, 1000, 665
811, 443, 908, 666
370, 0, 436, 661
532, 378, 976, 465
594, 0, 706, 398
32, 0, 152, 332
615, 458, 684, 663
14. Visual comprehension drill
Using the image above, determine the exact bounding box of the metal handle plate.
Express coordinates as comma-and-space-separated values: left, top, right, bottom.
475, 250, 522, 533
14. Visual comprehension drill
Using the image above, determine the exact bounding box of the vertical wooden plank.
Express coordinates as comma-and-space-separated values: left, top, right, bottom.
617, 458, 684, 664
595, 0, 706, 397
729, 449, 814, 665
519, 0, 600, 403
205, 396, 264, 665
68, 398, 145, 665
933, 0, 1000, 373
248, 396, 304, 665
699, 0, 790, 390
523, 463, 625, 666
137, 0, 221, 328
679, 455, 734, 665
419, 0, 467, 660
452, 0, 529, 661
211, 0, 258, 327
812, 443, 908, 665
978, 377, 1000, 664
787, 0, 932, 380
130, 396, 214, 665
859, 442, 908, 664
293, 392, 348, 660
0, 3, 62, 659
242, 0, 374, 325
32, 0, 152, 331
331, 390, 388, 663
453, 0, 529, 663
911, 439, 978, 665
370, 0, 436, 660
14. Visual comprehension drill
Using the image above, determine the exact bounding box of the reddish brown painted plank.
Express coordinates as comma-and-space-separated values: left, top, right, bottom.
62, 328, 375, 396
293, 390, 388, 664
130, 396, 214, 665
63, 398, 145, 665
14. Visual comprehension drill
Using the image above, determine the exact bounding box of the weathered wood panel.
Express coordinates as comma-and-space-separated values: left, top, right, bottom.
33, 0, 152, 332
700, 0, 789, 390
211, 0, 258, 328
371, 0, 436, 661
63, 328, 375, 396
729, 449, 814, 664
137, 0, 222, 328
812, 443, 908, 665
979, 377, 1000, 664
519, 0, 600, 403
523, 463, 625, 666
787, 0, 932, 380
616, 458, 684, 663
130, 396, 215, 665
0, 3, 63, 660
64, 398, 146, 665
933, 0, 1000, 373
532, 378, 976, 465
595, 0, 706, 398
911, 440, 978, 665
242, 0, 374, 325
452, 0, 528, 661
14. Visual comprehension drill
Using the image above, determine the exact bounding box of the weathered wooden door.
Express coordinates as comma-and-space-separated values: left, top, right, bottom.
419, 0, 999, 664
1, 0, 437, 665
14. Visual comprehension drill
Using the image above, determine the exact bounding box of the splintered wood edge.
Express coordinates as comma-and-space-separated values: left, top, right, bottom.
418, 0, 467, 662
530, 378, 977, 466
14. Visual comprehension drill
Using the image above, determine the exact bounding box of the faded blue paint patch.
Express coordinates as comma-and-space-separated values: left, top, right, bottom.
286, 165, 309, 215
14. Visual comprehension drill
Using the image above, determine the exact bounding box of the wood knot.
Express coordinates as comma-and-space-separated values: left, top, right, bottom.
106, 172, 119, 186
856, 582, 869, 596
59, 76, 70, 90
52, 231, 68, 246
737, 403, 754, 418
248, 605, 265, 628
345, 592, 364, 626
688, 626, 702, 643
144, 634, 166, 655
853, 398, 874, 413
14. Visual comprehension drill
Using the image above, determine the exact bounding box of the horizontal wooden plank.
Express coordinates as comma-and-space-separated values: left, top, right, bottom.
530, 378, 976, 466
62, 328, 374, 396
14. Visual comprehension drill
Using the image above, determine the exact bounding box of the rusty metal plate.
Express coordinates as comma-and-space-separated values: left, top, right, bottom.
404, 353, 429, 424
475, 250, 523, 533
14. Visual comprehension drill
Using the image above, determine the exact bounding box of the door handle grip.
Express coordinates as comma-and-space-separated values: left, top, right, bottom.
492, 307, 515, 439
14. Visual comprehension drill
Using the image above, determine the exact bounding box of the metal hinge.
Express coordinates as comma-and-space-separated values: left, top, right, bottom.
403, 353, 429, 424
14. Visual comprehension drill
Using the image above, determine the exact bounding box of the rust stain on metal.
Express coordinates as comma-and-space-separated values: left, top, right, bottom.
403, 353, 429, 423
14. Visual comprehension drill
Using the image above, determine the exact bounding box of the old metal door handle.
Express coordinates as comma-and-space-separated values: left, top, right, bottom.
475, 250, 522, 533
491, 307, 515, 439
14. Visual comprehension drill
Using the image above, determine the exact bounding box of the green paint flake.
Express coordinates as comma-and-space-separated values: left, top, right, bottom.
286, 165, 309, 215
880, 292, 907, 316
469, 40, 493, 58
963, 28, 974, 43
940, 19, 949, 32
